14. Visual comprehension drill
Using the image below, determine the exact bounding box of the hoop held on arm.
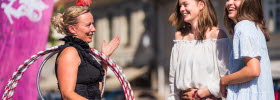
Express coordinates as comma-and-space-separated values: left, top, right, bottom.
2, 45, 135, 100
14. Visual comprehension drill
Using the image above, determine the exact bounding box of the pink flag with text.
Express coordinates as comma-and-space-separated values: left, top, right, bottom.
0, 0, 53, 99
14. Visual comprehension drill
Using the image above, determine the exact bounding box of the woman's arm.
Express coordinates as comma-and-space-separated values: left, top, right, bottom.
100, 36, 120, 74
220, 57, 260, 97
57, 47, 87, 100
99, 36, 120, 91
220, 57, 260, 85
166, 31, 183, 100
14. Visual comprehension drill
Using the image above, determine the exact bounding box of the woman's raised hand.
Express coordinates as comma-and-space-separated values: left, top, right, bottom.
101, 36, 120, 57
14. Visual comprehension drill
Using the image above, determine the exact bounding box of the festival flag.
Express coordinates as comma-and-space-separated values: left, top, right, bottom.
0, 0, 54, 99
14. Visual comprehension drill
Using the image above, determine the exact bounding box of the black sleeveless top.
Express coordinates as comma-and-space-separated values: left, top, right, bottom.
55, 36, 104, 100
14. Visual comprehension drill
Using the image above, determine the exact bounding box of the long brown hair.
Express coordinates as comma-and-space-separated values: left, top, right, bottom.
168, 0, 218, 40
224, 0, 270, 41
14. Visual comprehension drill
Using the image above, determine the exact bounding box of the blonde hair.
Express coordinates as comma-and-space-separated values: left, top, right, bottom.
169, 0, 217, 40
224, 0, 270, 41
51, 6, 90, 36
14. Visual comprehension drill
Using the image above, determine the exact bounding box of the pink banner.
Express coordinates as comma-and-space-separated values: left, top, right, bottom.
0, 0, 53, 99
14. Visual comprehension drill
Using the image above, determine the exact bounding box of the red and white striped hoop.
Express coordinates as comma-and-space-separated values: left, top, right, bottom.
2, 45, 135, 100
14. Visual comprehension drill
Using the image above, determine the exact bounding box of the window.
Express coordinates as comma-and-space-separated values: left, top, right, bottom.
125, 8, 131, 46
265, 0, 280, 33
108, 13, 113, 40
277, 0, 280, 4
276, 8, 280, 32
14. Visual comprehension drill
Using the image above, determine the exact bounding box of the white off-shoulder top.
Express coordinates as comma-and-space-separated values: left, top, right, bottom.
168, 38, 232, 100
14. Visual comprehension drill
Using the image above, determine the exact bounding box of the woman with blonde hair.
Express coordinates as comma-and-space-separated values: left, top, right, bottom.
168, 0, 231, 99
51, 2, 120, 100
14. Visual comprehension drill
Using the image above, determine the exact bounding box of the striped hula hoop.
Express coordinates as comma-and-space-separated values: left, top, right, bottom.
2, 45, 135, 100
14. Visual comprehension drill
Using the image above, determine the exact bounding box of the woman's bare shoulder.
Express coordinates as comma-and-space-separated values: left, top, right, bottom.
174, 31, 183, 40
57, 47, 80, 64
209, 27, 228, 39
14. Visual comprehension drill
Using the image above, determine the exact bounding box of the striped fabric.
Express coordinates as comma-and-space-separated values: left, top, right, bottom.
227, 20, 275, 100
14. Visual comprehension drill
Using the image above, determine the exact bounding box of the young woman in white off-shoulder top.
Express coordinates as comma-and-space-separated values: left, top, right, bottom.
167, 0, 232, 100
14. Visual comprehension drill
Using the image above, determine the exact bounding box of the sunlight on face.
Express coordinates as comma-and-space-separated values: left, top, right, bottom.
226, 0, 242, 21
179, 0, 203, 24
74, 12, 96, 43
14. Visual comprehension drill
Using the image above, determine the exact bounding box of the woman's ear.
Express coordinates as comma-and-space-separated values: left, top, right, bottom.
198, 1, 205, 11
68, 25, 76, 34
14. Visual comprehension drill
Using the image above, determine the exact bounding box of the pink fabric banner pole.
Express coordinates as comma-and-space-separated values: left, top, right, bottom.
0, 0, 53, 99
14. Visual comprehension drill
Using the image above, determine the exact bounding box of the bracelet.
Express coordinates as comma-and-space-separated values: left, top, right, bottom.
192, 89, 201, 99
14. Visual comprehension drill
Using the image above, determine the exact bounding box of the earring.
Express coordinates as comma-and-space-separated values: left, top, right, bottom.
73, 34, 78, 36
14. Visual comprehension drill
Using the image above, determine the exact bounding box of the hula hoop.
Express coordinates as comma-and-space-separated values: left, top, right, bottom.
2, 45, 135, 100
36, 51, 58, 99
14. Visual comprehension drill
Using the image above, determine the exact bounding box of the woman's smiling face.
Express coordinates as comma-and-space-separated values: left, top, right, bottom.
225, 0, 242, 21
72, 12, 96, 43
179, 0, 204, 24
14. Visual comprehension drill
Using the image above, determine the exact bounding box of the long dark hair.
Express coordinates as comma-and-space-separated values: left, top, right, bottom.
224, 0, 270, 41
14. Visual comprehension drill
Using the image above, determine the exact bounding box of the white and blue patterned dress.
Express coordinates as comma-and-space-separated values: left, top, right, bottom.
227, 20, 275, 100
